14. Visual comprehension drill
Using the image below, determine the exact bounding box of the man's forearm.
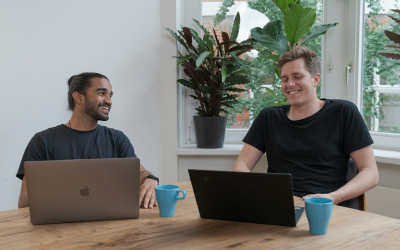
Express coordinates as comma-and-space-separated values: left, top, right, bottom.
330, 167, 379, 204
233, 161, 251, 172
18, 192, 29, 208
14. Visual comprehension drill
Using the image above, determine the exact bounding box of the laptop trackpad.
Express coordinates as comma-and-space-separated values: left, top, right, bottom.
295, 207, 305, 223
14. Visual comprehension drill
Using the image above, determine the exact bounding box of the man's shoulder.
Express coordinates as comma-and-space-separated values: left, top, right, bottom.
35, 124, 67, 137
326, 99, 357, 108
325, 99, 359, 112
97, 124, 127, 138
258, 105, 288, 119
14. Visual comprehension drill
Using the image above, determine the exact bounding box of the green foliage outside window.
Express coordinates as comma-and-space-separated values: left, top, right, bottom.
216, 0, 400, 132
216, 0, 325, 128
363, 0, 400, 132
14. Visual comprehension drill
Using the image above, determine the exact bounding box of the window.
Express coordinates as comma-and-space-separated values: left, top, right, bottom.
178, 0, 400, 150
363, 1, 400, 134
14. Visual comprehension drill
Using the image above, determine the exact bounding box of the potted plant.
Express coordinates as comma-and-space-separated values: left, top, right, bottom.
166, 12, 253, 148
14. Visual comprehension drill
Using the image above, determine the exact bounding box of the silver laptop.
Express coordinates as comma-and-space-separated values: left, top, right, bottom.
25, 158, 140, 225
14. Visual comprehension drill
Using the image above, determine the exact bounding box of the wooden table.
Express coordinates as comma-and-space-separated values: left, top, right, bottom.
1, 181, 400, 249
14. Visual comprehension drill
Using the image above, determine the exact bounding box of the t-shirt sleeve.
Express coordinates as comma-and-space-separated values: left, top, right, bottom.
16, 133, 47, 180
116, 132, 137, 158
342, 102, 374, 155
242, 109, 266, 153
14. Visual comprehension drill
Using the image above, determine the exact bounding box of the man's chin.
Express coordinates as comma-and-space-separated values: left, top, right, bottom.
98, 115, 109, 121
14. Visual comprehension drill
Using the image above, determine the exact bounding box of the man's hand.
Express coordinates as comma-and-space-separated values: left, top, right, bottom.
302, 193, 338, 205
139, 178, 158, 209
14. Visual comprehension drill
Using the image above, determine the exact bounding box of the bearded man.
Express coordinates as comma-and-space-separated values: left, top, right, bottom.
17, 72, 158, 209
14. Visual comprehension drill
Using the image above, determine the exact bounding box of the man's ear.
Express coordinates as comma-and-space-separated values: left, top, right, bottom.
313, 73, 321, 87
72, 91, 84, 106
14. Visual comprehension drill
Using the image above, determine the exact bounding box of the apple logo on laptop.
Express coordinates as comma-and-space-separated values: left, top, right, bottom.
80, 186, 90, 196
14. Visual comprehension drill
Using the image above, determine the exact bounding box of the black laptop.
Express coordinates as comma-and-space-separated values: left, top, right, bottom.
188, 170, 304, 227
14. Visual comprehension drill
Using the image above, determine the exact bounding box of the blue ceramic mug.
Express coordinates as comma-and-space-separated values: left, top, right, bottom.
155, 185, 186, 217
305, 197, 333, 235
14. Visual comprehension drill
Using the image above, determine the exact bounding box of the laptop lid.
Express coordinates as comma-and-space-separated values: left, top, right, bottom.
188, 169, 304, 227
25, 158, 140, 225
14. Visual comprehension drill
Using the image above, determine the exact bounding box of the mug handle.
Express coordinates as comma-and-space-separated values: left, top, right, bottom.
176, 190, 186, 200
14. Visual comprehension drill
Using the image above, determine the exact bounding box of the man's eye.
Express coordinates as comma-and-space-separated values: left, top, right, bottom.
295, 76, 302, 80
99, 92, 103, 95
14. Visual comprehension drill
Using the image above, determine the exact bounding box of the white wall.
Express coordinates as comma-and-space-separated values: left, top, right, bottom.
0, 0, 163, 212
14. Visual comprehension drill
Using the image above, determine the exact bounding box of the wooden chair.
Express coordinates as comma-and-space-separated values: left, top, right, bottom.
346, 158, 366, 211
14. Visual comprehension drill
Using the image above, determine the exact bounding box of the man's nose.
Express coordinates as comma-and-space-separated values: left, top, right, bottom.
288, 79, 296, 87
105, 96, 112, 106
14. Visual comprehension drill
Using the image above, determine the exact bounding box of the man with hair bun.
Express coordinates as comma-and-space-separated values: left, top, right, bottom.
17, 72, 159, 209
233, 46, 379, 207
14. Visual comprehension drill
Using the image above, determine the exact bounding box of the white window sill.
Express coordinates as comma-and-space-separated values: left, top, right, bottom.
177, 145, 400, 165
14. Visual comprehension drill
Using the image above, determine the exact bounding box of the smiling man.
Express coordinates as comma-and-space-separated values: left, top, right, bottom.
233, 46, 379, 207
17, 72, 158, 209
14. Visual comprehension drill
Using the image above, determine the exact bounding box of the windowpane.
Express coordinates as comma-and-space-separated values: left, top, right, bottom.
202, 0, 323, 129
362, 0, 400, 134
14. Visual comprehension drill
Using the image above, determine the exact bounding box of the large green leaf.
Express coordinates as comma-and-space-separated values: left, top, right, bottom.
193, 19, 216, 46
223, 87, 246, 92
221, 66, 227, 83
225, 75, 251, 84
301, 23, 338, 45
196, 51, 211, 67
228, 69, 248, 76
189, 28, 208, 52
165, 28, 190, 52
273, 63, 281, 79
272, 0, 288, 15
240, 38, 257, 45
264, 87, 280, 103
284, 4, 316, 45
230, 12, 240, 41
177, 79, 197, 90
198, 85, 212, 94
251, 20, 289, 55
177, 54, 196, 66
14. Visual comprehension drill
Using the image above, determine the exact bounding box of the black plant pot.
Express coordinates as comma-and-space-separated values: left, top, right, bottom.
193, 115, 227, 148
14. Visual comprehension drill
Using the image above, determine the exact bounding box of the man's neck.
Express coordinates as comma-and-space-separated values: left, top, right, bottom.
287, 98, 325, 121
66, 112, 98, 131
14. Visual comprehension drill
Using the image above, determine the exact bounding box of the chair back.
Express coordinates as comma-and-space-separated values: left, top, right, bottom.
346, 158, 366, 211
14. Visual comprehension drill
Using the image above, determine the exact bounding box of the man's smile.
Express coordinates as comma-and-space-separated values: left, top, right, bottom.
287, 90, 302, 95
99, 105, 110, 114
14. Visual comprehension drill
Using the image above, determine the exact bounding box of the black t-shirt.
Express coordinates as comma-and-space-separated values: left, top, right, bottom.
243, 99, 373, 197
16, 124, 137, 180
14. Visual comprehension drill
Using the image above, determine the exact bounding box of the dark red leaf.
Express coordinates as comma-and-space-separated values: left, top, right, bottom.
391, 9, 400, 15
228, 45, 253, 53
222, 32, 231, 54
389, 16, 400, 25
236, 49, 250, 56
385, 45, 400, 49
182, 27, 193, 48
378, 53, 400, 60
213, 28, 223, 56
384, 30, 400, 44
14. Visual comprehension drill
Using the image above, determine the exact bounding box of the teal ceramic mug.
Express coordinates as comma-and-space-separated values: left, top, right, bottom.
155, 185, 186, 217
305, 197, 333, 235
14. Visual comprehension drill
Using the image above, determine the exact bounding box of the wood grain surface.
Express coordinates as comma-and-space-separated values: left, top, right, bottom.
1, 181, 399, 249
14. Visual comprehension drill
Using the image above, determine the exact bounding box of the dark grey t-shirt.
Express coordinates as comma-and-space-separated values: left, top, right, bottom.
16, 124, 136, 180
243, 99, 373, 197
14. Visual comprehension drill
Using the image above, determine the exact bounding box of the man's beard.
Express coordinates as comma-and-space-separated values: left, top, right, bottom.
84, 98, 110, 121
